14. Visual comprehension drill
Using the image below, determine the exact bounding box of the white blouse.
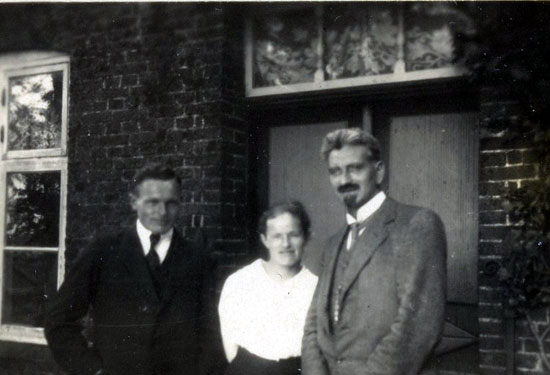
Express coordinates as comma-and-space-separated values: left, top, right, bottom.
218, 259, 318, 362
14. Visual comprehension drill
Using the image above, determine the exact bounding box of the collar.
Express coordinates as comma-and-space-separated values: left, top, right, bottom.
136, 219, 173, 256
346, 191, 386, 225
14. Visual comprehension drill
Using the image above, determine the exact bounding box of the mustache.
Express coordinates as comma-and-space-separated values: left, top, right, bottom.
338, 184, 360, 193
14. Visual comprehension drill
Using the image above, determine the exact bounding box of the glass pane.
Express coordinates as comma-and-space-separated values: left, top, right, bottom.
324, 3, 398, 80
5, 171, 61, 247
8, 71, 63, 151
2, 250, 58, 326
252, 8, 319, 88
405, 3, 474, 72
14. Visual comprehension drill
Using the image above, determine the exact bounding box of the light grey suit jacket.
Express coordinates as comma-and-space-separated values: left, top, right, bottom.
302, 197, 447, 375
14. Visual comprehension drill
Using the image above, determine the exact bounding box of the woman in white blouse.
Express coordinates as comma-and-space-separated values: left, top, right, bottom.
218, 201, 318, 375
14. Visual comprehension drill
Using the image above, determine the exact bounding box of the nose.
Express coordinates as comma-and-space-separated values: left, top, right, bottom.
339, 170, 352, 185
157, 203, 167, 215
282, 235, 291, 248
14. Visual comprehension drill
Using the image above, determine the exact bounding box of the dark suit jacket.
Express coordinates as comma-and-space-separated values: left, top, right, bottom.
45, 228, 214, 375
302, 197, 447, 375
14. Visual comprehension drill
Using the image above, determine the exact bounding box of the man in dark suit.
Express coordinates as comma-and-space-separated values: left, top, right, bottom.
45, 163, 213, 375
302, 128, 447, 375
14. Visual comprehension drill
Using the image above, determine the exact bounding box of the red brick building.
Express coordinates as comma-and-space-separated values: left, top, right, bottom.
0, 3, 548, 375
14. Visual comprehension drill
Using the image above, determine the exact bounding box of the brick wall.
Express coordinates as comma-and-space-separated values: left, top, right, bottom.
478, 82, 548, 375
0, 3, 247, 374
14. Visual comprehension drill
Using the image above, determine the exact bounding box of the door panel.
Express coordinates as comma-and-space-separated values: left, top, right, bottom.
386, 113, 479, 303
268, 121, 347, 274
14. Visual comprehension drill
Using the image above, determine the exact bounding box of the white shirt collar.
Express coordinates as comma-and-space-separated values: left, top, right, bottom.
346, 191, 386, 225
136, 219, 173, 263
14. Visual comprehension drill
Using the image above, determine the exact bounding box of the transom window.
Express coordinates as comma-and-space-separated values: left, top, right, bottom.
245, 3, 475, 97
0, 52, 69, 344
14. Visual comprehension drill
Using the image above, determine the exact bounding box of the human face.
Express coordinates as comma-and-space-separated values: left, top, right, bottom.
327, 144, 385, 215
261, 213, 306, 269
131, 179, 180, 234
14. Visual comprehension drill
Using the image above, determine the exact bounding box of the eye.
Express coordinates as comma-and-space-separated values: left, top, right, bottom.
348, 163, 365, 173
328, 167, 341, 176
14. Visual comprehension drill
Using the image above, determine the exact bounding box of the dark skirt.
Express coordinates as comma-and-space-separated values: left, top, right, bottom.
224, 348, 301, 375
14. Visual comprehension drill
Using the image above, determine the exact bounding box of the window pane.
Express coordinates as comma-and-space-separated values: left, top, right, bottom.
405, 3, 473, 72
8, 71, 63, 151
253, 8, 319, 88
5, 171, 60, 247
324, 3, 398, 80
2, 250, 58, 326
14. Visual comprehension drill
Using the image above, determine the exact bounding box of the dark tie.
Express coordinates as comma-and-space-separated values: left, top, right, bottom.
348, 221, 367, 249
146, 233, 162, 296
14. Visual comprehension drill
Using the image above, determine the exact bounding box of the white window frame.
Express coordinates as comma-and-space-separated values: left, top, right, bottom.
0, 52, 69, 344
245, 4, 467, 97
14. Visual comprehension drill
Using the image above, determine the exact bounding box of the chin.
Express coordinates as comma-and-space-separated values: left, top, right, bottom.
343, 196, 359, 209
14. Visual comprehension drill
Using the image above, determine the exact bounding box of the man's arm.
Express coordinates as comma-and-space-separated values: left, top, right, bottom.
301, 241, 330, 375
363, 209, 447, 375
195, 230, 225, 375
44, 241, 104, 375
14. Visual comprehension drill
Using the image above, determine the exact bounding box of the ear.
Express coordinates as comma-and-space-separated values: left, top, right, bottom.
129, 192, 138, 211
375, 160, 385, 185
260, 233, 268, 248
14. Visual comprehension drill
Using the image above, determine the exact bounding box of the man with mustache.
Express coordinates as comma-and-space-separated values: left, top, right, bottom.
302, 128, 447, 375
45, 163, 215, 375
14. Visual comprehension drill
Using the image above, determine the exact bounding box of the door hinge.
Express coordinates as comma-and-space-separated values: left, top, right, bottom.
1, 88, 5, 107
0, 126, 4, 143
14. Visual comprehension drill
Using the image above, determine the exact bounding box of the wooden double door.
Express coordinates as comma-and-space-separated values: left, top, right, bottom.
250, 90, 480, 374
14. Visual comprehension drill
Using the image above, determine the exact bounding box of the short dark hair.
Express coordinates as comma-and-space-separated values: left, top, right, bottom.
320, 127, 381, 162
131, 163, 182, 195
258, 201, 311, 240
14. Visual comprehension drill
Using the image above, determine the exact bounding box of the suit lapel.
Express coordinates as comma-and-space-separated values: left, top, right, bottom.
320, 225, 348, 333
120, 229, 161, 305
160, 230, 189, 305
338, 198, 396, 302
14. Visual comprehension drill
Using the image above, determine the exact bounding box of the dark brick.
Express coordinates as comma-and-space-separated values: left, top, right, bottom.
480, 211, 507, 225
479, 304, 504, 319
121, 74, 139, 87
515, 353, 541, 370
523, 150, 543, 164
480, 182, 506, 196
479, 366, 506, 375
480, 351, 508, 367
480, 165, 537, 181
479, 241, 506, 256
481, 152, 507, 167
507, 150, 523, 165
516, 370, 548, 375
480, 335, 505, 350
480, 225, 510, 241
480, 196, 504, 212
481, 136, 533, 151
480, 320, 505, 335
518, 337, 550, 353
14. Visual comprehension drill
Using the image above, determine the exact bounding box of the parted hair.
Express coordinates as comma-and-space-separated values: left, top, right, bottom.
258, 201, 311, 240
131, 163, 182, 194
320, 127, 381, 162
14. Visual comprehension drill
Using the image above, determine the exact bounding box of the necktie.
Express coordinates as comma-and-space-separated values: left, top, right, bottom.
348, 221, 366, 249
146, 233, 162, 296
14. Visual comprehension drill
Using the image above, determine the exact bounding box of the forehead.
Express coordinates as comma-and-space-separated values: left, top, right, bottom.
328, 145, 371, 166
135, 178, 180, 197
265, 213, 301, 232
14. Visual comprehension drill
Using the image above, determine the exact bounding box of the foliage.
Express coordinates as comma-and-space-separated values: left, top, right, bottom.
8, 72, 62, 151
455, 2, 550, 369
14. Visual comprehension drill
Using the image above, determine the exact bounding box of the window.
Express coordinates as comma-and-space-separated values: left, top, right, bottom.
0, 52, 69, 344
245, 3, 476, 97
